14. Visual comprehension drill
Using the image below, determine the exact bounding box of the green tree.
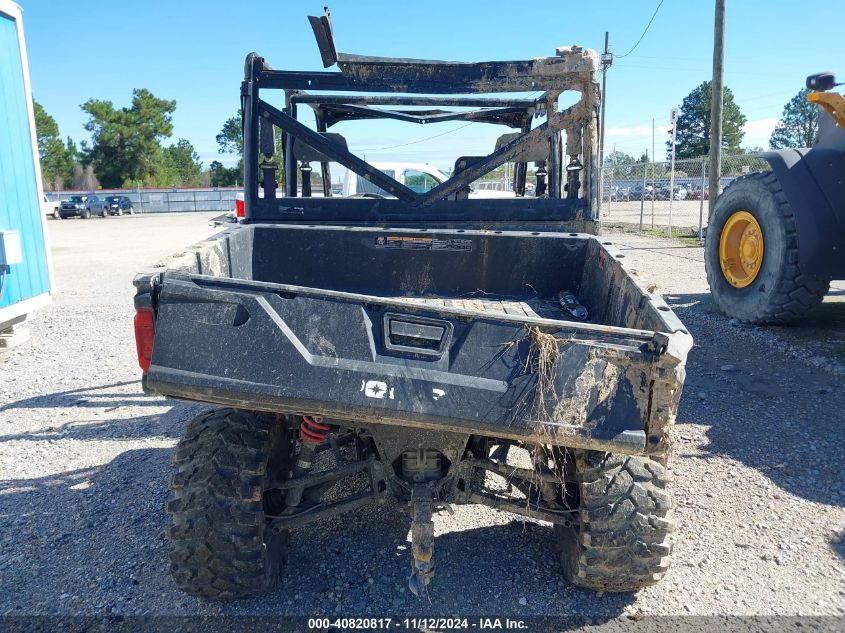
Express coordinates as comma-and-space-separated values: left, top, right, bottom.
218, 111, 289, 186
668, 81, 746, 159
604, 150, 636, 166
58, 137, 80, 188
216, 114, 246, 186
157, 139, 203, 187
33, 100, 59, 151
208, 160, 240, 187
769, 88, 817, 149
216, 115, 243, 156
216, 111, 284, 157
604, 150, 638, 178
33, 100, 77, 190
82, 89, 176, 188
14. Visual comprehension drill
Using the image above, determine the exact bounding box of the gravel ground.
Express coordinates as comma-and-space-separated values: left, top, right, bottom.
601, 199, 711, 232
0, 214, 843, 622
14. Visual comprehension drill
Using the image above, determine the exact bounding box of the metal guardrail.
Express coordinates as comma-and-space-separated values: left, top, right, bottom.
44, 188, 244, 214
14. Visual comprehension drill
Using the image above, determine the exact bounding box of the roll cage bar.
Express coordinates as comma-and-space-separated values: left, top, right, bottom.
240, 8, 600, 225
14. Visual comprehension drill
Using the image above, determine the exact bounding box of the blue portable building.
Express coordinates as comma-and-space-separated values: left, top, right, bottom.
0, 0, 53, 338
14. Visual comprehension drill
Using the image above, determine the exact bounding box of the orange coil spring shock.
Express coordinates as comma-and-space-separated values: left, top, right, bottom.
287, 416, 329, 508
299, 416, 330, 444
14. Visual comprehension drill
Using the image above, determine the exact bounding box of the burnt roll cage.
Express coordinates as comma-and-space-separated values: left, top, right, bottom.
240, 10, 600, 224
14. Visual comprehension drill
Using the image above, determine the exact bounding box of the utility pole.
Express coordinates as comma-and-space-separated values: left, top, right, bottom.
598, 32, 612, 215
639, 147, 647, 232
708, 0, 726, 219
651, 118, 655, 229
608, 142, 616, 214
668, 108, 678, 236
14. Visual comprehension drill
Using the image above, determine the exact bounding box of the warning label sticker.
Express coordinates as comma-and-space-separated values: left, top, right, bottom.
374, 235, 472, 252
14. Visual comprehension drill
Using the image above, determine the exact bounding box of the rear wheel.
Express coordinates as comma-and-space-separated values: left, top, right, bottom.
705, 172, 829, 324
166, 408, 294, 600
52, 209, 60, 220
556, 450, 674, 592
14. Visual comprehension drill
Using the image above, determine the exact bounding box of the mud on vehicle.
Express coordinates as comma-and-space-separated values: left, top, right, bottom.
133, 8, 692, 600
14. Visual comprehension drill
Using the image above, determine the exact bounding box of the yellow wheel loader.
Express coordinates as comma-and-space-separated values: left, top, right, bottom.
706, 73, 845, 323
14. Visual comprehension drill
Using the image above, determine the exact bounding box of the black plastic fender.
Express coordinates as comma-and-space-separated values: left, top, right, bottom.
759, 147, 845, 279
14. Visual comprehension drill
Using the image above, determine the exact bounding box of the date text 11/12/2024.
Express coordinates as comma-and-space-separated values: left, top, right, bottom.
307, 617, 528, 630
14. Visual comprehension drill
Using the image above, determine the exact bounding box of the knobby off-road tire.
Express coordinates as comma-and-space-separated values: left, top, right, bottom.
556, 451, 674, 592
705, 172, 829, 324
166, 408, 293, 600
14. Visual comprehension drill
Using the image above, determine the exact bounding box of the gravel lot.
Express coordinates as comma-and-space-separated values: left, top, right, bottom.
601, 199, 711, 232
0, 214, 843, 622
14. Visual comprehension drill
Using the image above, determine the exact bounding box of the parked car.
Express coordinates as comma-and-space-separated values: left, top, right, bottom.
629, 184, 655, 201
689, 183, 724, 200
687, 185, 709, 200
652, 184, 670, 200
103, 195, 134, 216
58, 194, 108, 219
41, 194, 60, 219
603, 185, 632, 202
653, 184, 687, 201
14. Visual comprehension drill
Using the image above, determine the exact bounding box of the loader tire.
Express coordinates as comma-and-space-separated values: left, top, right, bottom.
556, 451, 674, 592
166, 408, 293, 600
705, 172, 829, 324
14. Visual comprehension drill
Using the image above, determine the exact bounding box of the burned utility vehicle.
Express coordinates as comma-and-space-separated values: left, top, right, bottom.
133, 9, 692, 600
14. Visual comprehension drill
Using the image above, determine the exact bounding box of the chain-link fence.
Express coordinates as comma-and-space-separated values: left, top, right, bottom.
44, 188, 243, 214
600, 154, 771, 236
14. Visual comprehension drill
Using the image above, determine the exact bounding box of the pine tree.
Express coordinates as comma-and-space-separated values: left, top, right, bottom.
769, 89, 817, 149
668, 81, 746, 159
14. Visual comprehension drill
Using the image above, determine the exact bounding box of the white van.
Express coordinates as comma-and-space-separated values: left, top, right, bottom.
342, 162, 517, 198
342, 162, 448, 197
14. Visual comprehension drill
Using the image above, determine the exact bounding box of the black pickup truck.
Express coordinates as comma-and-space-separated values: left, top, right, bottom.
133, 10, 692, 601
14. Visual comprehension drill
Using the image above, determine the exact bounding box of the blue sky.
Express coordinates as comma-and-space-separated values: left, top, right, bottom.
19, 0, 844, 172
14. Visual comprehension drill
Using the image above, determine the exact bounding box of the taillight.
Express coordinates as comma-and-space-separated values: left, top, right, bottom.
235, 198, 245, 218
134, 308, 155, 372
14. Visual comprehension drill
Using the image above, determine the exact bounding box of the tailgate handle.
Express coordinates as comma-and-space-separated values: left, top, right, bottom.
383, 313, 453, 357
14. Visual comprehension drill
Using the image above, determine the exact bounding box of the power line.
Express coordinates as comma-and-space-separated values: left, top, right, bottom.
354, 122, 475, 152
616, 0, 665, 59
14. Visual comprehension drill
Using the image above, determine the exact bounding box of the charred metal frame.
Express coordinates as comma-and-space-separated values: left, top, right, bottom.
240, 12, 600, 224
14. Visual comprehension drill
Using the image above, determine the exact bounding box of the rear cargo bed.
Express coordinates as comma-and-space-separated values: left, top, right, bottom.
135, 224, 692, 455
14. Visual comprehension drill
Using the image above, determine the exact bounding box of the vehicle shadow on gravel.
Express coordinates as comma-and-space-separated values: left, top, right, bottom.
0, 412, 187, 443
212, 501, 635, 618
668, 292, 845, 509
0, 430, 633, 617
0, 406, 203, 613
0, 446, 173, 612
0, 380, 163, 414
